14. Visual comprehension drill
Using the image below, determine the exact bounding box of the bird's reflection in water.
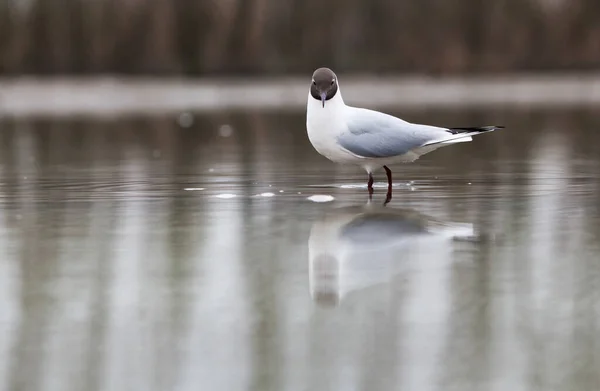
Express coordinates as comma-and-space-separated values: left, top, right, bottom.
308, 201, 479, 307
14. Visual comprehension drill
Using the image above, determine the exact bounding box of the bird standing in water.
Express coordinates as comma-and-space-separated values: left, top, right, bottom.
305, 67, 504, 203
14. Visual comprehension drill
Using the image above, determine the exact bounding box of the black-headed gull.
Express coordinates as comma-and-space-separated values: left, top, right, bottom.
306, 67, 504, 202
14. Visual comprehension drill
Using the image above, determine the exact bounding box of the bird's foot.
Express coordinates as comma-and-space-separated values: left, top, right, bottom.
383, 165, 393, 205
384, 190, 392, 205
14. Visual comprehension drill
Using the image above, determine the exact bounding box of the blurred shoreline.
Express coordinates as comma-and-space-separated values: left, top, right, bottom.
1, 73, 600, 118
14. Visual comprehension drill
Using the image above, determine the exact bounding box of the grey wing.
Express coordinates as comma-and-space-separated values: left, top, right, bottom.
337, 108, 447, 158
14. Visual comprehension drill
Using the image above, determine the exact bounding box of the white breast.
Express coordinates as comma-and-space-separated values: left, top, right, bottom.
306, 91, 353, 163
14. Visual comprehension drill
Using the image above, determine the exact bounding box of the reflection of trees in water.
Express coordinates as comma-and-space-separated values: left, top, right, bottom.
0, 109, 598, 389
0, 0, 599, 75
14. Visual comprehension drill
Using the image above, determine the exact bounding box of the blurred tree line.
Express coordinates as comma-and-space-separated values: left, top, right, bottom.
0, 0, 599, 76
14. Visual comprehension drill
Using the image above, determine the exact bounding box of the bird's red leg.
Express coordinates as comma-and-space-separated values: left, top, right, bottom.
384, 166, 392, 204
367, 173, 374, 199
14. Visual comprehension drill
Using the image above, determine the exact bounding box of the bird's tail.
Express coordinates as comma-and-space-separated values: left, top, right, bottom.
422, 125, 504, 148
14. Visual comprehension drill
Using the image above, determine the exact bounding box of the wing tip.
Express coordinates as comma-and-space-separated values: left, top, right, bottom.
448, 125, 505, 135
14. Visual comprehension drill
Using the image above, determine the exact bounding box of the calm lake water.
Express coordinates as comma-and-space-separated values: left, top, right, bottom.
0, 107, 600, 391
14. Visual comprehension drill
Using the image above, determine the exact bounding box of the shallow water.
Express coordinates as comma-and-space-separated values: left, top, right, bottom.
1, 107, 600, 390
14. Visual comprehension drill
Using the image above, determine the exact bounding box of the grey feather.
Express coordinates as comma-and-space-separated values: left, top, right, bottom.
336, 108, 448, 158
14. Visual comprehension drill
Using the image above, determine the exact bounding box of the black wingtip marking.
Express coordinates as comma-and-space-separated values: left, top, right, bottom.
447, 125, 505, 135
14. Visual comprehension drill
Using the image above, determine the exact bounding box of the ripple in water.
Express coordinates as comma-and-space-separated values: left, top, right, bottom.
307, 195, 335, 203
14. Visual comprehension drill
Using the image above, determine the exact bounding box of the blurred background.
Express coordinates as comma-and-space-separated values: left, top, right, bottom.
1, 0, 600, 76
1, 1, 600, 391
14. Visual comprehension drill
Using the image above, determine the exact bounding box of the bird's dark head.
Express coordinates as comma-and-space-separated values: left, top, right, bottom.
310, 67, 338, 108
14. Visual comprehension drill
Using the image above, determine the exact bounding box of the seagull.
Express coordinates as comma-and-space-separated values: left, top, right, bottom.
306, 67, 504, 203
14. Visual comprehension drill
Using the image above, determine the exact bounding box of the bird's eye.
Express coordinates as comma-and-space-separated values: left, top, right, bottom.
312, 80, 316, 86
331, 80, 335, 85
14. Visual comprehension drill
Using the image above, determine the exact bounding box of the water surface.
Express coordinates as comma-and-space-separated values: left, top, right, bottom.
0, 107, 599, 391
